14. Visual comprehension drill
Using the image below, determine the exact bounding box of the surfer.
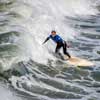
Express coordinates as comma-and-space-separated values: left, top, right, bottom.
43, 30, 71, 59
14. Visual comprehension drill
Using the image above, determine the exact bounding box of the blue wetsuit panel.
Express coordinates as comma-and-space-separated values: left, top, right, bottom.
48, 35, 63, 43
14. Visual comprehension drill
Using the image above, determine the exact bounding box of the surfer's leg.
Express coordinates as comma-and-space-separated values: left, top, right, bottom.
55, 44, 60, 53
63, 42, 71, 58
55, 44, 64, 60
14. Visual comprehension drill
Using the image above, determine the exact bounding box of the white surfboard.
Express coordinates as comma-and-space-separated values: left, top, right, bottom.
64, 55, 94, 67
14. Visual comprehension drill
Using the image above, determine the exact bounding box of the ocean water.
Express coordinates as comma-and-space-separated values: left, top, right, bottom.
0, 0, 100, 100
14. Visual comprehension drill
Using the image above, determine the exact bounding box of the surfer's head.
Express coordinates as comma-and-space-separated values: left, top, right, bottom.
51, 30, 56, 36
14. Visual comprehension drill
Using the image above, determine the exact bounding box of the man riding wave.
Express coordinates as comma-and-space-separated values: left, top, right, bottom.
43, 30, 71, 60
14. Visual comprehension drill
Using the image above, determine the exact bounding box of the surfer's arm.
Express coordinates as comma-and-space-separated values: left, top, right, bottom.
64, 41, 70, 48
42, 37, 50, 44
66, 43, 70, 48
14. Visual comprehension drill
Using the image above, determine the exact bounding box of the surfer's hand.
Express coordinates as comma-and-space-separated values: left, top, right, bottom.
67, 42, 71, 48
67, 45, 70, 48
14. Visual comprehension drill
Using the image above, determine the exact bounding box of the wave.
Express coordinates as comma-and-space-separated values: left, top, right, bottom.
5, 0, 98, 65
0, 0, 100, 100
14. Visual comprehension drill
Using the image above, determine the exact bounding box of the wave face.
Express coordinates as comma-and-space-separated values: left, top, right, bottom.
0, 0, 100, 100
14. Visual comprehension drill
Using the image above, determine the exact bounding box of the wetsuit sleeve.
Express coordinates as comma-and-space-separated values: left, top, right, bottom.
64, 41, 70, 48
42, 36, 50, 44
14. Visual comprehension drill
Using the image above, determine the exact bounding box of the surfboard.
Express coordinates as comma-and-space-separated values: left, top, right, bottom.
64, 55, 94, 67
50, 51, 94, 67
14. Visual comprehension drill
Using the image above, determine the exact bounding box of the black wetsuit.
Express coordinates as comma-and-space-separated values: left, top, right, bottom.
43, 34, 71, 59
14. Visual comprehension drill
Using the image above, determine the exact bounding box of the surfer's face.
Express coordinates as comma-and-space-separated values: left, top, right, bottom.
51, 32, 56, 36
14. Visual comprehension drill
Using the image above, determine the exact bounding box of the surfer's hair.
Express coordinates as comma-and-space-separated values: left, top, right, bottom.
51, 30, 56, 33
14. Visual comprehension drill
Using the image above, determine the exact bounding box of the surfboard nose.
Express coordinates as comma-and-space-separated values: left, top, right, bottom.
64, 55, 94, 67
